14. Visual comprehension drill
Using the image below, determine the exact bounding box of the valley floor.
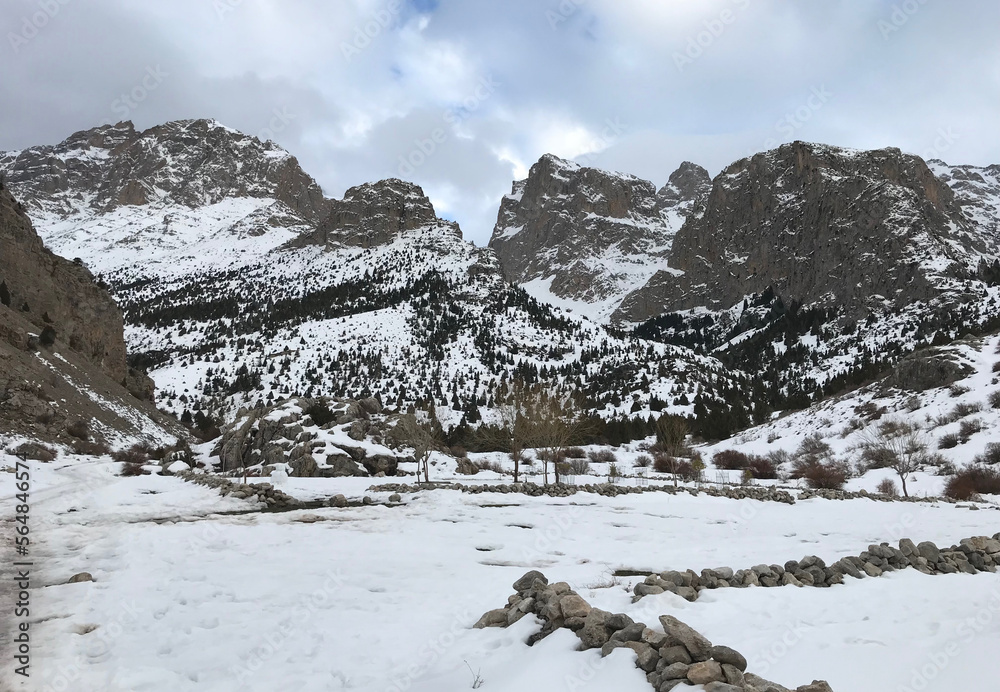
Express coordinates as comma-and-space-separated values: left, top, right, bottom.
2, 455, 999, 692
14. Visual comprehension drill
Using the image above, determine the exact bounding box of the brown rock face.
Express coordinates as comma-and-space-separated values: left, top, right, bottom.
0, 119, 330, 224
488, 154, 709, 309
0, 184, 126, 382
292, 178, 460, 249
614, 142, 976, 323
0, 183, 175, 443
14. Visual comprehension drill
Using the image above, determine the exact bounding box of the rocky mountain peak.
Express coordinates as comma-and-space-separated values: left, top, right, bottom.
0, 118, 329, 223
292, 178, 461, 250
487, 153, 705, 320
657, 161, 712, 206
614, 141, 982, 323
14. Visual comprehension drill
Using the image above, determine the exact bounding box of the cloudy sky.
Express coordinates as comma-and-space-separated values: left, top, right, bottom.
2, 0, 998, 244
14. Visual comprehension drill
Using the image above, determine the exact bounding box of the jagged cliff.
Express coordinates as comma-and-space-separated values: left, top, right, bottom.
488, 154, 709, 319
614, 142, 991, 323
289, 178, 462, 250
0, 183, 175, 444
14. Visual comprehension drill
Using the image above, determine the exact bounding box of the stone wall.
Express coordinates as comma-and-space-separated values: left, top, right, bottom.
633, 534, 1000, 601
476, 570, 833, 692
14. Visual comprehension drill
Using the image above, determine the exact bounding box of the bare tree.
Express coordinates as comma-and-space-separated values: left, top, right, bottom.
394, 409, 444, 483
479, 380, 534, 483
525, 389, 594, 485
654, 414, 690, 488
858, 420, 928, 497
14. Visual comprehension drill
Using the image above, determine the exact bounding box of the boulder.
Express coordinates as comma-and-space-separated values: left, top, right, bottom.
67, 572, 93, 584
659, 615, 713, 661
513, 571, 548, 592
686, 660, 725, 685
455, 458, 480, 475
710, 645, 747, 671
289, 454, 318, 477
578, 608, 612, 649
559, 594, 592, 619
363, 455, 398, 477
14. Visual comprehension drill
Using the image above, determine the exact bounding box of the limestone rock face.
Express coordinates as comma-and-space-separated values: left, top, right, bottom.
0, 184, 126, 381
0, 119, 329, 224
0, 184, 177, 443
488, 154, 708, 318
615, 141, 980, 323
294, 178, 461, 250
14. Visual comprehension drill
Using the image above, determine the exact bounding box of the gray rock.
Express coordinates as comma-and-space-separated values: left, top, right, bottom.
558, 594, 591, 619
686, 660, 724, 685
917, 541, 940, 563
710, 645, 747, 671
659, 615, 713, 661
661, 662, 691, 680
658, 645, 693, 666
513, 570, 548, 592
796, 682, 834, 692
578, 608, 612, 649
624, 641, 659, 672
67, 572, 93, 584
705, 683, 743, 692
473, 608, 507, 628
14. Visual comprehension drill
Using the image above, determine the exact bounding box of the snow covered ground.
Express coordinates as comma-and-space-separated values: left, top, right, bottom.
3, 452, 998, 692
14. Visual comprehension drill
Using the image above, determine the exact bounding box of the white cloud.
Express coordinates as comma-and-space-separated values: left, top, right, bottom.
1, 0, 998, 245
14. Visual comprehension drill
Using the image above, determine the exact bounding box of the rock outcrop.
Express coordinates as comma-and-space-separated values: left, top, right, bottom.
489, 154, 708, 317
292, 178, 461, 250
0, 184, 127, 381
212, 397, 413, 478
0, 119, 329, 224
476, 570, 834, 692
0, 183, 175, 443
615, 142, 987, 323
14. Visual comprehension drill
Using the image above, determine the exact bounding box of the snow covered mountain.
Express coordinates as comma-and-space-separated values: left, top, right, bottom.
488, 154, 710, 322
1, 121, 734, 434
5, 120, 1000, 445
616, 142, 1000, 323
0, 119, 327, 276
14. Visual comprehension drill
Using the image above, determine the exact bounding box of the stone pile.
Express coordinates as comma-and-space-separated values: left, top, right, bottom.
212, 396, 412, 478
370, 481, 797, 504
176, 470, 302, 509
633, 534, 1000, 602
475, 570, 834, 692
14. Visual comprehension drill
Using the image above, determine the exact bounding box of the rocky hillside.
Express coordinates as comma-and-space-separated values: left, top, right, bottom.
0, 182, 178, 446
50, 160, 728, 435
0, 119, 328, 276
615, 142, 997, 323
488, 154, 709, 321
290, 178, 460, 250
